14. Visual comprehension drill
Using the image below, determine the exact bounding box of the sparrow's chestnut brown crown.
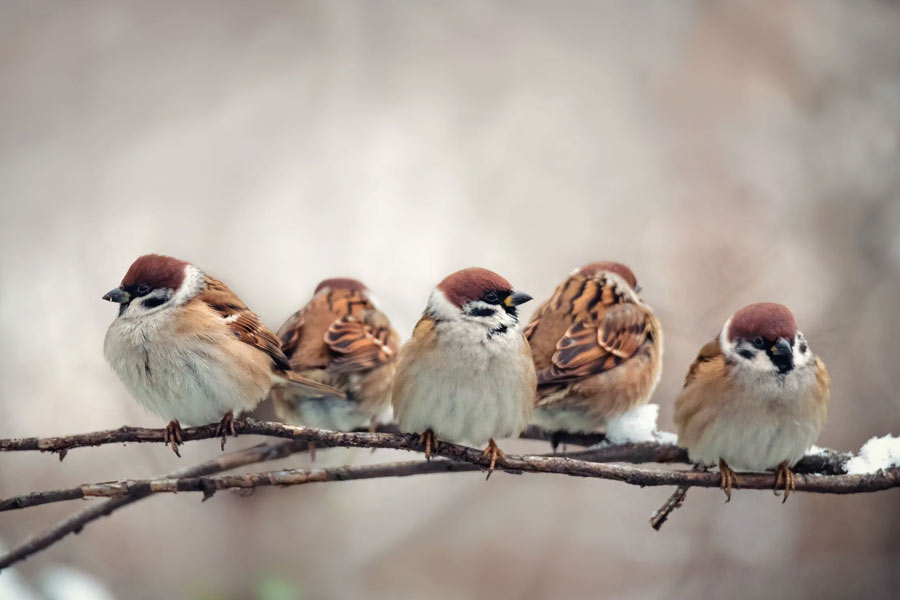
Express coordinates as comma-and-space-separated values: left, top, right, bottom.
578, 261, 638, 290
438, 267, 523, 308
120, 254, 188, 291
314, 277, 367, 294
728, 302, 797, 343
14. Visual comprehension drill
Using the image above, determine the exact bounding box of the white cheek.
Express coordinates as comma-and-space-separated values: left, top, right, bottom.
748, 350, 776, 373
793, 332, 813, 368
173, 265, 205, 305
425, 289, 461, 321
119, 294, 174, 320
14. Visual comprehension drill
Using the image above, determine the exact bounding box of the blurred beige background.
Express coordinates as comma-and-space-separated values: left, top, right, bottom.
2, 1, 899, 599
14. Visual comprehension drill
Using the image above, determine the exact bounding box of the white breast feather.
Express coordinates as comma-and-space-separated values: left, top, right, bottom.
104, 299, 267, 426
395, 292, 535, 446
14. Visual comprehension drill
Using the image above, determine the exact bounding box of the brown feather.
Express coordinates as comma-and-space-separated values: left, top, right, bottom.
325, 315, 396, 374
527, 266, 663, 429
437, 267, 512, 307
728, 302, 797, 342
121, 254, 187, 290
199, 276, 291, 371
683, 337, 723, 387
273, 284, 399, 422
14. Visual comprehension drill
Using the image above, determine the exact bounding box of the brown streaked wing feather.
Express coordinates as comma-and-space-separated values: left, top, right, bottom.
683, 338, 723, 387
276, 308, 305, 359
537, 303, 650, 385
282, 370, 347, 397
325, 315, 395, 374
200, 277, 292, 372
538, 321, 607, 384
598, 303, 649, 358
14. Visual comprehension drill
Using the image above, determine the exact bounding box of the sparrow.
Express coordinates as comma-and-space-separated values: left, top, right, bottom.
272, 278, 399, 447
391, 267, 536, 476
102, 254, 343, 455
524, 262, 663, 444
674, 302, 830, 501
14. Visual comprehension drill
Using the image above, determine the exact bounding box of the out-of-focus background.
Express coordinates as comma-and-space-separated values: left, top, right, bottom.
2, 1, 899, 598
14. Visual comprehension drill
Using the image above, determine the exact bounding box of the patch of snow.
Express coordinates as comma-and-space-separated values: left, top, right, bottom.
656, 430, 678, 445
805, 445, 829, 457
0, 540, 41, 600
605, 404, 676, 444
42, 565, 117, 600
843, 435, 900, 475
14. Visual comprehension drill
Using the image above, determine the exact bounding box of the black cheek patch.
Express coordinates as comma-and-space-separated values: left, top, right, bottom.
142, 297, 168, 309
738, 349, 755, 360
488, 324, 508, 338
468, 307, 495, 318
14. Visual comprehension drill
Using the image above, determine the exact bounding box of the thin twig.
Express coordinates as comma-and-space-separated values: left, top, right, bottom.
650, 485, 690, 531
0, 443, 678, 513
3, 450, 898, 515
0, 438, 306, 571
0, 421, 604, 455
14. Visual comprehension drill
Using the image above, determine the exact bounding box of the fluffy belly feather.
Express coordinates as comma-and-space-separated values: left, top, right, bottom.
530, 407, 598, 434
683, 384, 823, 472
686, 415, 819, 472
276, 395, 391, 431
395, 344, 534, 447
104, 321, 268, 426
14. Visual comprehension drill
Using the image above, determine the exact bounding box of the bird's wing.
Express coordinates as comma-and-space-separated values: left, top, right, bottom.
537, 303, 652, 385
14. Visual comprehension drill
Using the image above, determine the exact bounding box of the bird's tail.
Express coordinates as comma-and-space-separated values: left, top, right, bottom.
280, 371, 347, 399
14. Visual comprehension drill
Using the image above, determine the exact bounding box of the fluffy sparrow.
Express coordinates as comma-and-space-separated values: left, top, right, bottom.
392, 267, 536, 475
524, 262, 663, 444
103, 254, 343, 455
674, 302, 830, 501
272, 278, 399, 443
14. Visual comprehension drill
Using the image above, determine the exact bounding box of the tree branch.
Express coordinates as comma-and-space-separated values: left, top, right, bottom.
0, 419, 852, 475
3, 445, 897, 515
0, 438, 306, 570
0, 420, 896, 571
0, 443, 676, 513
0, 421, 603, 455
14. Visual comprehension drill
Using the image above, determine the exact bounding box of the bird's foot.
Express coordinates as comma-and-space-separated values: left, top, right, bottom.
368, 418, 377, 453
419, 429, 438, 461
164, 420, 183, 457
215, 411, 237, 451
774, 461, 796, 503
482, 438, 505, 480
719, 458, 738, 502
550, 431, 566, 454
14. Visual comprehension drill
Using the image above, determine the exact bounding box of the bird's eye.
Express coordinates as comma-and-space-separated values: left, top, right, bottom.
482, 291, 500, 304
137, 284, 150, 295
752, 336, 766, 348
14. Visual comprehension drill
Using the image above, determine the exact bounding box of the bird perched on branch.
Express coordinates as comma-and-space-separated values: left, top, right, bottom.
102, 254, 343, 455
674, 302, 830, 501
392, 267, 536, 477
272, 278, 399, 453
524, 262, 663, 446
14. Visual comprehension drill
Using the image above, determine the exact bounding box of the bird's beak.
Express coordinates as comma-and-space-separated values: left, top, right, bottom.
102, 288, 130, 303
771, 338, 792, 357
770, 337, 794, 373
505, 291, 533, 307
